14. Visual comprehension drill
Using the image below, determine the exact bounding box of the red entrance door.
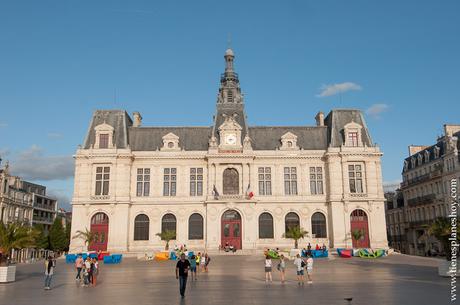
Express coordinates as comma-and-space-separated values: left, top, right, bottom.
90, 212, 109, 251
221, 210, 242, 249
350, 209, 370, 248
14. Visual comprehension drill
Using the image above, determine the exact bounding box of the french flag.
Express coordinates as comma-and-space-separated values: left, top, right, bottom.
246, 184, 254, 199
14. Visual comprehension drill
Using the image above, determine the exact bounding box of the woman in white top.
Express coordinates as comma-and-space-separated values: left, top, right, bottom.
293, 254, 305, 285
278, 254, 286, 283
200, 254, 206, 272
264, 255, 273, 283
306, 254, 314, 284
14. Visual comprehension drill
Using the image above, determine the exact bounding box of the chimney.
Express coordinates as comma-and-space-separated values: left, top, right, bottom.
315, 111, 324, 126
133, 112, 142, 127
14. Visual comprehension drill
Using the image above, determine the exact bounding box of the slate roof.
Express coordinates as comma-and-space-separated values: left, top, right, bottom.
324, 109, 373, 147
83, 110, 132, 149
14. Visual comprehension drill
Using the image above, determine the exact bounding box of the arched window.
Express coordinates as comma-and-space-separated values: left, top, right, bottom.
311, 212, 327, 238
161, 213, 176, 240
189, 213, 204, 240
91, 212, 108, 225
223, 168, 239, 195
259, 213, 274, 239
285, 212, 300, 233
134, 214, 149, 241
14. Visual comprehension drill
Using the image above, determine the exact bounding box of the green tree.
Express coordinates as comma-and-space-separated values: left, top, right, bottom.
282, 226, 308, 249
0, 222, 38, 265
49, 218, 68, 252
156, 230, 176, 251
64, 223, 71, 252
429, 217, 459, 261
72, 228, 97, 250
33, 224, 50, 249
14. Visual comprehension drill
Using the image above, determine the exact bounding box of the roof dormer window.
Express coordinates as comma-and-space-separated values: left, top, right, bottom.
343, 121, 363, 147
424, 151, 430, 163
280, 132, 299, 150
94, 123, 114, 149
161, 133, 180, 151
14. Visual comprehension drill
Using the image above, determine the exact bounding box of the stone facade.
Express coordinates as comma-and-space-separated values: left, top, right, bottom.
69, 49, 388, 253
386, 124, 460, 256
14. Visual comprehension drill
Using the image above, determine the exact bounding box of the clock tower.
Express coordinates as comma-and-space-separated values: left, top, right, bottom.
211, 47, 250, 151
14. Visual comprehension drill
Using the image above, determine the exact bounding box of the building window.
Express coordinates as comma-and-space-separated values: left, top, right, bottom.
188, 213, 203, 240
161, 213, 176, 239
285, 212, 300, 233
223, 168, 239, 195
134, 214, 149, 241
348, 164, 364, 193
99, 134, 109, 149
309, 167, 324, 195
95, 166, 110, 195
190, 168, 203, 196
163, 168, 177, 196
258, 167, 272, 196
259, 212, 274, 239
348, 132, 359, 147
311, 212, 327, 238
284, 167, 298, 195
136, 168, 150, 196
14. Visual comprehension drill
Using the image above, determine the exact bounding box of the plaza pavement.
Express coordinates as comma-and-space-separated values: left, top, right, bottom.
0, 253, 451, 305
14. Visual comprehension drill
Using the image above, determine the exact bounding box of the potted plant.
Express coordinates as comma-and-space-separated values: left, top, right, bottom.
428, 217, 459, 277
156, 230, 176, 251
282, 226, 308, 250
0, 222, 37, 282
72, 228, 97, 251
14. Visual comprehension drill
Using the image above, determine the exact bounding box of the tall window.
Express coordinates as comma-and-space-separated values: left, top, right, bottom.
258, 167, 272, 195
259, 212, 274, 239
348, 132, 359, 147
99, 134, 109, 148
163, 168, 177, 196
134, 214, 149, 240
284, 167, 298, 195
285, 212, 300, 233
309, 167, 324, 195
311, 212, 327, 238
161, 214, 176, 239
136, 168, 150, 197
95, 167, 110, 195
348, 164, 364, 193
190, 168, 203, 196
188, 213, 203, 240
223, 168, 239, 195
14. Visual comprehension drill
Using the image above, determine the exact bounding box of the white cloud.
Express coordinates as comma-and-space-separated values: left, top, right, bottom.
366, 103, 389, 118
9, 145, 74, 181
47, 189, 72, 211
316, 82, 362, 97
47, 132, 63, 139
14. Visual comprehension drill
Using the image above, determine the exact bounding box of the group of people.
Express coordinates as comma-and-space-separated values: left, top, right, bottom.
175, 252, 212, 298
74, 255, 99, 287
264, 253, 314, 285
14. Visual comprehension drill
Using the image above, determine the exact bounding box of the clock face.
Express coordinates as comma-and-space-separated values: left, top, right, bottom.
225, 134, 237, 145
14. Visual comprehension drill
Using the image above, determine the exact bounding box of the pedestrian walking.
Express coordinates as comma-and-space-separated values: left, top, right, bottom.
306, 254, 314, 284
204, 253, 211, 272
44, 255, 55, 290
189, 255, 197, 281
196, 252, 201, 271
82, 257, 91, 287
277, 254, 286, 283
176, 253, 191, 298
75, 254, 83, 281
200, 254, 206, 272
91, 258, 99, 286
293, 254, 305, 285
264, 255, 273, 283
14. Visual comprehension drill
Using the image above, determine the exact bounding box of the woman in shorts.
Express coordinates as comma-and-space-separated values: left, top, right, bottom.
278, 254, 286, 283
189, 255, 197, 281
264, 255, 273, 283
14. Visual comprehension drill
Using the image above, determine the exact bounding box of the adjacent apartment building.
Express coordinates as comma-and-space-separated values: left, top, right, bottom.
386, 124, 460, 256
0, 162, 58, 231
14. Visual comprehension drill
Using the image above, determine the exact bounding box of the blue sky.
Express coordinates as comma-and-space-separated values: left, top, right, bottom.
1, 0, 459, 210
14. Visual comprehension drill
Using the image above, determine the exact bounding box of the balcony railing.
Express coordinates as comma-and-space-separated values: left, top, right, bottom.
407, 194, 436, 207
33, 216, 54, 223
401, 169, 442, 188
34, 203, 56, 211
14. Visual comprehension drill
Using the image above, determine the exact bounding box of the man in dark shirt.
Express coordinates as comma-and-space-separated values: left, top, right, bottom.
176, 253, 190, 298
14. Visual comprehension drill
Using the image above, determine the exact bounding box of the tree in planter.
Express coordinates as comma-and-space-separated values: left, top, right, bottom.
72, 228, 97, 250
351, 229, 365, 248
282, 226, 308, 249
49, 217, 69, 253
156, 230, 176, 251
0, 222, 38, 266
428, 217, 459, 261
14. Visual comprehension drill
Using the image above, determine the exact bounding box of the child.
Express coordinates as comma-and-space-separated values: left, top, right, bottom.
306, 254, 314, 284
189, 255, 197, 281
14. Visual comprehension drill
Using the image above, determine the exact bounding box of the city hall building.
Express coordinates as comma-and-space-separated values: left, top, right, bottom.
69, 49, 388, 253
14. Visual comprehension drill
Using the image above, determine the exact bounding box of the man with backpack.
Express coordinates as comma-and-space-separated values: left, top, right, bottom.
293, 254, 305, 285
